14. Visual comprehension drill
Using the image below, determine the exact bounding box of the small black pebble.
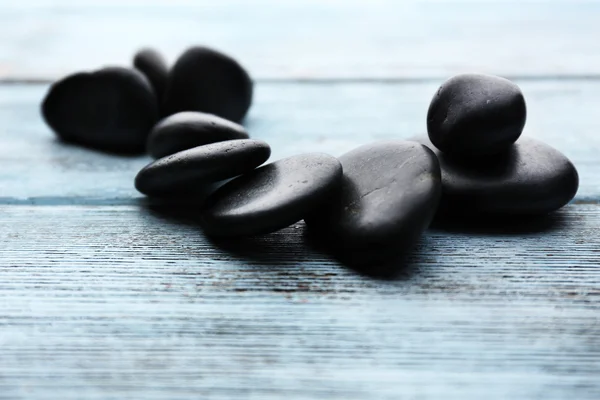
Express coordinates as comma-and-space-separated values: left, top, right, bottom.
414, 135, 579, 216
427, 73, 526, 156
133, 48, 169, 106
41, 67, 158, 154
135, 139, 270, 197
200, 153, 343, 237
147, 111, 250, 159
305, 141, 441, 267
163, 46, 253, 123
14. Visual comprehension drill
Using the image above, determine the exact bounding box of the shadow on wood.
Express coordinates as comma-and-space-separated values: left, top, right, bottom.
141, 202, 328, 264
141, 201, 420, 281
302, 225, 420, 281
141, 201, 205, 226
54, 137, 148, 157
206, 223, 332, 265
430, 208, 573, 236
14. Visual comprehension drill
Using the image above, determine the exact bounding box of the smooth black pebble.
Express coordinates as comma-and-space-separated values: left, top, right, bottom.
414, 135, 579, 216
427, 73, 526, 156
133, 48, 169, 105
163, 46, 253, 123
200, 153, 343, 237
42, 67, 158, 154
135, 139, 270, 197
147, 111, 249, 159
305, 141, 442, 268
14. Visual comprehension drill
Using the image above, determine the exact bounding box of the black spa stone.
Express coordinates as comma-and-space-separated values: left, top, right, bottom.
200, 153, 343, 237
41, 67, 158, 154
427, 73, 526, 156
135, 139, 270, 197
147, 111, 250, 159
163, 46, 253, 122
305, 141, 442, 266
414, 135, 579, 216
133, 48, 169, 105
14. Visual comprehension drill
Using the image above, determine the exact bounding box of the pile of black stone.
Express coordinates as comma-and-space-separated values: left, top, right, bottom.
40, 47, 579, 275
42, 46, 252, 153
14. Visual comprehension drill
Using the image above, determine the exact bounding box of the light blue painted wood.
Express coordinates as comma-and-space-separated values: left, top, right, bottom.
0, 204, 599, 399
0, 1, 599, 79
0, 80, 599, 202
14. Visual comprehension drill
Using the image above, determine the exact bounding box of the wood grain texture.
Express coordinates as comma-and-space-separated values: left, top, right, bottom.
0, 204, 599, 399
1, 1, 600, 79
1, 80, 599, 203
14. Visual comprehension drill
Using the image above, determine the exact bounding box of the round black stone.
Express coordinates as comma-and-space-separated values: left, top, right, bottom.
147, 111, 250, 159
163, 46, 253, 123
135, 139, 270, 197
200, 153, 343, 237
133, 48, 169, 106
305, 141, 441, 265
414, 135, 579, 215
427, 73, 526, 156
41, 67, 158, 154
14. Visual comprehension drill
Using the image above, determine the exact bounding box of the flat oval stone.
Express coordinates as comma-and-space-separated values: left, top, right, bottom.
147, 111, 249, 159
163, 46, 253, 123
200, 153, 343, 237
427, 73, 526, 156
133, 48, 169, 106
414, 135, 579, 215
42, 67, 158, 154
135, 139, 270, 197
305, 141, 441, 265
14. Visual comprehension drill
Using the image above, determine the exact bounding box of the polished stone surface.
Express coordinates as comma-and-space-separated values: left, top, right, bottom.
147, 111, 249, 158
133, 47, 169, 106
427, 73, 526, 156
414, 135, 579, 216
135, 139, 270, 196
41, 66, 158, 154
200, 153, 342, 237
163, 46, 253, 123
305, 140, 441, 267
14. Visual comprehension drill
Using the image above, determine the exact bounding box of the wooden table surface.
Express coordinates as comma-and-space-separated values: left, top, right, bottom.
1, 1, 599, 399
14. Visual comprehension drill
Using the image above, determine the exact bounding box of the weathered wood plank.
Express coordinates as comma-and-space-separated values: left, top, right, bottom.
1, 1, 599, 79
0, 204, 599, 399
1, 80, 600, 202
